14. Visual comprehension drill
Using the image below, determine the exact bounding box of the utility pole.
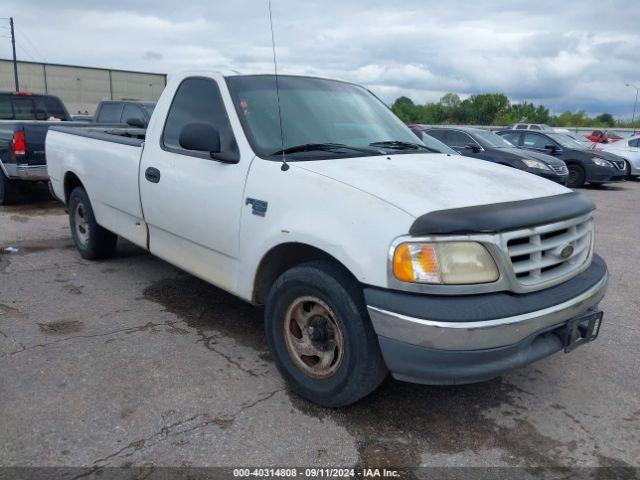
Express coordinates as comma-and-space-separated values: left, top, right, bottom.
10, 17, 19, 91
626, 84, 639, 134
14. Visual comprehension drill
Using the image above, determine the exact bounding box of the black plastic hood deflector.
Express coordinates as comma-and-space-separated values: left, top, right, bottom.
409, 191, 595, 236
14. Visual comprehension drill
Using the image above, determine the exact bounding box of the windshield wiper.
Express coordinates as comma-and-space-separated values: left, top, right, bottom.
270, 143, 380, 156
369, 140, 434, 152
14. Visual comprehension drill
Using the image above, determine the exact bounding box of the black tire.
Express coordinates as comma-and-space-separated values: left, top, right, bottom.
265, 260, 388, 407
0, 168, 18, 205
567, 164, 586, 188
623, 160, 632, 179
68, 187, 117, 260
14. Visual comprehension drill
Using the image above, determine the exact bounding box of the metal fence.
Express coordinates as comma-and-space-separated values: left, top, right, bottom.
422, 125, 638, 138
0, 59, 166, 115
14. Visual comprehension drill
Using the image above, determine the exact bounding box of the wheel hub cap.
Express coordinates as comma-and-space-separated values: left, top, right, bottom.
74, 202, 90, 246
283, 296, 344, 379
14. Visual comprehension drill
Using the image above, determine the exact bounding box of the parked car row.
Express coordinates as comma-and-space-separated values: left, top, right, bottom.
410, 124, 631, 188
411, 125, 570, 184
497, 129, 629, 186
0, 92, 156, 205
586, 130, 625, 144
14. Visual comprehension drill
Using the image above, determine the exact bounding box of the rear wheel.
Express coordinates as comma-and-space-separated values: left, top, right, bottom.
0, 168, 18, 205
68, 187, 117, 260
265, 260, 387, 407
567, 164, 586, 188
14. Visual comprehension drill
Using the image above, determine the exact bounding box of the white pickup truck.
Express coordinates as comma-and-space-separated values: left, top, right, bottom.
47, 72, 608, 407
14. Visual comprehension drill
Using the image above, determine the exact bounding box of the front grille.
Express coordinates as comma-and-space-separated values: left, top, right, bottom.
505, 215, 593, 287
550, 165, 569, 175
611, 160, 626, 171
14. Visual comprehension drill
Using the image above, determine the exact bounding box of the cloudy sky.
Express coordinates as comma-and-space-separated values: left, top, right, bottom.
1, 0, 639, 117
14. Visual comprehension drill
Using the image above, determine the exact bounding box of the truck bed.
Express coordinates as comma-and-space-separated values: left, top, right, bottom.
48, 125, 146, 146
46, 126, 147, 247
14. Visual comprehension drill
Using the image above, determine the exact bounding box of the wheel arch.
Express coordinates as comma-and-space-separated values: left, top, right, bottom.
63, 171, 85, 205
252, 242, 358, 305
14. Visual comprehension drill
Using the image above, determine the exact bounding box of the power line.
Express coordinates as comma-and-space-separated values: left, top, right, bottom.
15, 39, 36, 62
21, 30, 46, 62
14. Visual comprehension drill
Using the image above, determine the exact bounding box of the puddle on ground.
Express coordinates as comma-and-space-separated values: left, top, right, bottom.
1, 238, 74, 255
37, 320, 84, 334
0, 304, 27, 319
290, 378, 581, 472
142, 275, 265, 352
0, 201, 65, 216
63, 283, 84, 295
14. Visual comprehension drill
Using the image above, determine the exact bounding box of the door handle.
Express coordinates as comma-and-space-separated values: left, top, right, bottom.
145, 167, 161, 183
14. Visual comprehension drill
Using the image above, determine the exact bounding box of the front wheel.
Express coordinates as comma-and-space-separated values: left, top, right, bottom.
68, 187, 117, 260
265, 260, 387, 407
567, 164, 586, 188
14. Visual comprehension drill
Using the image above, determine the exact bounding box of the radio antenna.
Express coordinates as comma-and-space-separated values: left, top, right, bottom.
267, 0, 288, 171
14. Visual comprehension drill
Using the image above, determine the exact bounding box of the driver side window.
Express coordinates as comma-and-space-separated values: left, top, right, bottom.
500, 132, 520, 145
523, 133, 549, 149
446, 131, 476, 148
162, 77, 237, 157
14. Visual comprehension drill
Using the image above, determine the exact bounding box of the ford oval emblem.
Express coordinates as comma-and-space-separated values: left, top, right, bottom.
559, 245, 574, 259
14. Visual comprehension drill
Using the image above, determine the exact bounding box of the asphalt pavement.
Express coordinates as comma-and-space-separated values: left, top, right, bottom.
0, 182, 638, 475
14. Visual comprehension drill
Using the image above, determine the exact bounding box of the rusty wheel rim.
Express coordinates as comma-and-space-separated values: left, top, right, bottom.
283, 296, 344, 379
74, 201, 90, 246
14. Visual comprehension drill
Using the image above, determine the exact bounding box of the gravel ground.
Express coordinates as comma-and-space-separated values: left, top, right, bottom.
0, 182, 638, 476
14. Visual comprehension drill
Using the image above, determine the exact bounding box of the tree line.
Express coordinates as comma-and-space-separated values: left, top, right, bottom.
391, 93, 637, 129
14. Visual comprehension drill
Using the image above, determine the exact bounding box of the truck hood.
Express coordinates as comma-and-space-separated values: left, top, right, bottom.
295, 153, 570, 218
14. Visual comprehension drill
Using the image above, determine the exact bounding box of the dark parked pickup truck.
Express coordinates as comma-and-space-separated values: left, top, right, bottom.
0, 92, 123, 204
93, 100, 155, 128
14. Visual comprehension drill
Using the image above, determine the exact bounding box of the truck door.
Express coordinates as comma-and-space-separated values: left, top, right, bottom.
139, 76, 249, 293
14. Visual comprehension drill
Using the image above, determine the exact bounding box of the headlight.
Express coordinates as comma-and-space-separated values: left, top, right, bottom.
392, 242, 499, 285
592, 157, 613, 167
521, 159, 550, 171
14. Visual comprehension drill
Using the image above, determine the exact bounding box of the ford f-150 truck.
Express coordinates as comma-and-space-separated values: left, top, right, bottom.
46, 72, 608, 407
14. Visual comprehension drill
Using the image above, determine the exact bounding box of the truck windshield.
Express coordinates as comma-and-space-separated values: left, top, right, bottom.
226, 75, 423, 159
0, 94, 69, 121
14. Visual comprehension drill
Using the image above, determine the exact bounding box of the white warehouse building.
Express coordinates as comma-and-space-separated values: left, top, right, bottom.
0, 59, 166, 115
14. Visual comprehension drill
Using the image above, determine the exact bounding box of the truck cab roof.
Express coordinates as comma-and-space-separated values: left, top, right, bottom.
0, 92, 71, 121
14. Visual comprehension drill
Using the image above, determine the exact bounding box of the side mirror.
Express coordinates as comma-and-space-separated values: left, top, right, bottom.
179, 122, 221, 152
178, 122, 239, 163
544, 144, 558, 152
126, 118, 147, 128
465, 144, 481, 152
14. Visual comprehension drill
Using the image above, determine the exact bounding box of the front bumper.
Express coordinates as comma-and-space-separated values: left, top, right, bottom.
585, 164, 626, 183
366, 255, 608, 384
1, 163, 49, 181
